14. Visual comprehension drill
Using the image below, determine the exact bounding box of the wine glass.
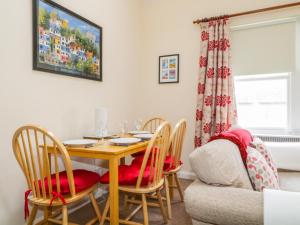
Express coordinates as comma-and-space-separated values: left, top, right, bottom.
124, 120, 129, 133
134, 119, 143, 130
119, 120, 128, 136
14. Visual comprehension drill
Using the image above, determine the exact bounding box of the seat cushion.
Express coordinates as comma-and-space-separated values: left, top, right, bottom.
189, 139, 253, 189
164, 155, 183, 172
184, 179, 263, 225
99, 164, 150, 186
40, 169, 101, 194
279, 172, 300, 192
132, 154, 181, 172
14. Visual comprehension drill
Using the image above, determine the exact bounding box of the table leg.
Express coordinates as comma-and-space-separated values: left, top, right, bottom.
109, 157, 119, 225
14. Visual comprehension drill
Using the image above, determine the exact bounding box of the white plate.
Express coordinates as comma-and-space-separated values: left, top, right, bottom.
133, 133, 153, 140
109, 138, 142, 146
63, 139, 98, 147
128, 130, 151, 135
83, 134, 118, 139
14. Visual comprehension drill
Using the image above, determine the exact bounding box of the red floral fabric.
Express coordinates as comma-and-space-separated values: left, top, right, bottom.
250, 138, 279, 183
246, 147, 280, 191
195, 17, 237, 147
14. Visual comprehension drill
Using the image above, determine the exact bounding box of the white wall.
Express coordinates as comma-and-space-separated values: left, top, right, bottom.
0, 0, 142, 224
139, 0, 300, 173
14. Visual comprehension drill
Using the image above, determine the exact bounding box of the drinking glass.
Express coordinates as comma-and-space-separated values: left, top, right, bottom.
134, 119, 143, 130
120, 120, 128, 136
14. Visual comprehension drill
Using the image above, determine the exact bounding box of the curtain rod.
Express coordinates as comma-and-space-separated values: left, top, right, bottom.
193, 2, 300, 24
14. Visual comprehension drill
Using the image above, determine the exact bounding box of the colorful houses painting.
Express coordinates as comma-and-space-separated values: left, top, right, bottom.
33, 0, 102, 81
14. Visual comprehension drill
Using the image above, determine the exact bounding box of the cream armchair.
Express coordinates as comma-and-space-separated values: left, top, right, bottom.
184, 139, 300, 225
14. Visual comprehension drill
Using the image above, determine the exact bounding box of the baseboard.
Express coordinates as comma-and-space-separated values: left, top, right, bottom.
177, 171, 196, 180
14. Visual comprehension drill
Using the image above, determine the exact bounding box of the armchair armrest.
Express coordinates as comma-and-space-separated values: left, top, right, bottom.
264, 189, 300, 225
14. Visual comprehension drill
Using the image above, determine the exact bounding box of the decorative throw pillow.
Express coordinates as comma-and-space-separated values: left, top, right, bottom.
250, 137, 279, 183
189, 139, 253, 189
246, 147, 280, 191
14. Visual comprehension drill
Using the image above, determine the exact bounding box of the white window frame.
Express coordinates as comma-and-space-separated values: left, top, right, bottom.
234, 72, 292, 131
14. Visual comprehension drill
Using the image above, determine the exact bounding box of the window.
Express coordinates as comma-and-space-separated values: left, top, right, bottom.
234, 73, 290, 129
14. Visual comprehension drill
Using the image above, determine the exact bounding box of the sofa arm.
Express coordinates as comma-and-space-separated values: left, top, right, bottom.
184, 179, 263, 225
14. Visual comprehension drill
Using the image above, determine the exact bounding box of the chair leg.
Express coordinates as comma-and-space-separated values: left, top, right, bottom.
100, 196, 110, 225
43, 207, 49, 225
168, 174, 174, 200
89, 192, 102, 223
62, 205, 68, 225
124, 194, 129, 210
27, 205, 38, 225
141, 194, 149, 225
174, 173, 184, 202
128, 195, 135, 209
164, 176, 172, 219
156, 190, 168, 224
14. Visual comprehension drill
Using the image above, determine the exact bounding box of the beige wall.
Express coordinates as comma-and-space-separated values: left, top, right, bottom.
1, 0, 300, 223
0, 0, 142, 224
139, 0, 300, 174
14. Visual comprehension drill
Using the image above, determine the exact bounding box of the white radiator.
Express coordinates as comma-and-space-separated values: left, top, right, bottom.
254, 134, 300, 143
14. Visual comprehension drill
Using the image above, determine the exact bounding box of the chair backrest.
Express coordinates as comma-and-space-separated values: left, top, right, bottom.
136, 121, 171, 189
168, 119, 187, 169
142, 117, 165, 133
12, 125, 76, 199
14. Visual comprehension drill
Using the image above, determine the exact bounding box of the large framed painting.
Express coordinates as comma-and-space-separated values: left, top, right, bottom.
159, 54, 179, 84
33, 0, 102, 81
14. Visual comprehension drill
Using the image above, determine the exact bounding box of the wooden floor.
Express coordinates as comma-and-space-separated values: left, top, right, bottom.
68, 178, 193, 225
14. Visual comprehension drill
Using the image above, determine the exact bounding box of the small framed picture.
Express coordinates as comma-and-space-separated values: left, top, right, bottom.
159, 54, 179, 84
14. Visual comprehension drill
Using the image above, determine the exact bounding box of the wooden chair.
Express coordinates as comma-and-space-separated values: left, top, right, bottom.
12, 125, 102, 225
164, 119, 187, 219
100, 121, 171, 225
142, 117, 165, 133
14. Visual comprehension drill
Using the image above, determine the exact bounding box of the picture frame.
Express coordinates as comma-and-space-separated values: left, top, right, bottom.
33, 0, 102, 81
159, 54, 179, 84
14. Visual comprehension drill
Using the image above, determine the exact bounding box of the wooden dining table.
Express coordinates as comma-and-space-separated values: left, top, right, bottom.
64, 139, 149, 225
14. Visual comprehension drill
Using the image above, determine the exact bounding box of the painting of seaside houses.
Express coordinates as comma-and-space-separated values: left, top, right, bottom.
34, 0, 102, 81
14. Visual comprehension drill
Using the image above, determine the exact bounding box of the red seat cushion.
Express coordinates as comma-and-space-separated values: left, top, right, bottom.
132, 155, 183, 172
164, 155, 183, 172
99, 164, 150, 186
39, 169, 101, 194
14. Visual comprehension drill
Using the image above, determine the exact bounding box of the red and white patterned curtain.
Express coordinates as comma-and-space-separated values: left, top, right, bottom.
195, 17, 237, 147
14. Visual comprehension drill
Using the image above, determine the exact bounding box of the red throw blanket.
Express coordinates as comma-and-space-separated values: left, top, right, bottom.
209, 129, 253, 163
